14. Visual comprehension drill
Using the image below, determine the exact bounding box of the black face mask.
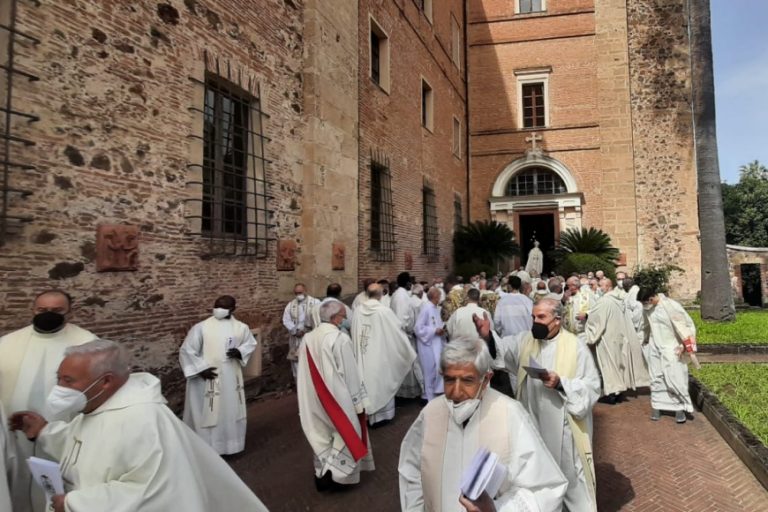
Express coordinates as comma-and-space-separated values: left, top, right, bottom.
33, 311, 66, 333
531, 321, 552, 340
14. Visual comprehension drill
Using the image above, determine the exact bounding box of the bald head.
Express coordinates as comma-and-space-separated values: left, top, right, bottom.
366, 283, 383, 300
34, 290, 72, 314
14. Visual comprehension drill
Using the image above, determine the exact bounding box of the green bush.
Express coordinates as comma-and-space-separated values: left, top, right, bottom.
552, 227, 620, 266
453, 262, 496, 280
556, 253, 616, 281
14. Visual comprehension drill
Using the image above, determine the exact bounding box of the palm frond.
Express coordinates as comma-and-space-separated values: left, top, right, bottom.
453, 220, 520, 266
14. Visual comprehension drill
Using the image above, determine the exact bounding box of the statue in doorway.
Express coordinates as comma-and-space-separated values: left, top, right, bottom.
525, 240, 544, 276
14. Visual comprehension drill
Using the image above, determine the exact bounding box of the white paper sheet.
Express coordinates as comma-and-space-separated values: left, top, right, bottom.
27, 456, 64, 507
522, 355, 549, 378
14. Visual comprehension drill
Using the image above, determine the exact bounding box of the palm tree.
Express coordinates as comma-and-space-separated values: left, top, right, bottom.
553, 227, 620, 263
453, 220, 519, 267
689, 0, 735, 321
739, 160, 768, 180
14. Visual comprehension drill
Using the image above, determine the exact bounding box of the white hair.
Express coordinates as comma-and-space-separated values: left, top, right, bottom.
319, 299, 345, 323
411, 284, 424, 295
536, 297, 564, 319
64, 339, 131, 378
440, 337, 492, 376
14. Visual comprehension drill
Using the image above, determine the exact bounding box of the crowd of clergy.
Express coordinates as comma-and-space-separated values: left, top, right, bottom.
0, 258, 699, 511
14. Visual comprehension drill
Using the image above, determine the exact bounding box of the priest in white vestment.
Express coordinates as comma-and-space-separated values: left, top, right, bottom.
585, 281, 629, 400
563, 277, 596, 343
399, 338, 567, 512
624, 281, 647, 358
410, 284, 426, 319
446, 288, 494, 342
413, 289, 447, 400
297, 301, 374, 490
180, 295, 258, 455
10, 340, 268, 512
481, 298, 601, 512
310, 283, 353, 331
352, 279, 377, 311
493, 276, 532, 338
639, 290, 696, 423
350, 284, 417, 425
1, 402, 16, 512
282, 283, 320, 379
0, 290, 95, 512
391, 272, 424, 399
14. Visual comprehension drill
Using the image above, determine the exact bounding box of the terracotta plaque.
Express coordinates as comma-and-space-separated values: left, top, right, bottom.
277, 239, 297, 271
404, 251, 413, 270
617, 252, 627, 266
96, 225, 139, 272
332, 242, 345, 271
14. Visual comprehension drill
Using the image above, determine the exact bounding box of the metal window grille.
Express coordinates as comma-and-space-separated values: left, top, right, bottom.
505, 167, 567, 197
422, 184, 439, 261
453, 194, 462, 234
186, 57, 272, 257
0, 0, 39, 246
370, 30, 381, 85
519, 0, 543, 14
522, 82, 545, 128
370, 150, 395, 261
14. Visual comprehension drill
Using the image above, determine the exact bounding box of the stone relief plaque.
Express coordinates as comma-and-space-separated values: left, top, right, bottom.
332, 242, 345, 271
96, 225, 139, 272
277, 239, 297, 271
404, 251, 413, 270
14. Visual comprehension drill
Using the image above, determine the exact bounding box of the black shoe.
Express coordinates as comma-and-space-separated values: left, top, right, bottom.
314, 472, 335, 492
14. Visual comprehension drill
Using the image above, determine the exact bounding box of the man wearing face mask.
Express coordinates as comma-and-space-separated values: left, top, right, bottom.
10, 340, 269, 512
475, 298, 601, 512
0, 290, 95, 512
398, 337, 567, 512
283, 283, 320, 381
180, 295, 258, 455
297, 300, 374, 491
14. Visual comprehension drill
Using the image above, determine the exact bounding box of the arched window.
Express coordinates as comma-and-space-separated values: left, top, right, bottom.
505, 167, 567, 197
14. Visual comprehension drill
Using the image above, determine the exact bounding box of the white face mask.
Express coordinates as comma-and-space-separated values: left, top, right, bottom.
445, 377, 487, 425
295, 294, 306, 302
436, 283, 443, 289
46, 375, 107, 418
212, 307, 230, 320
643, 303, 654, 311
616, 279, 624, 289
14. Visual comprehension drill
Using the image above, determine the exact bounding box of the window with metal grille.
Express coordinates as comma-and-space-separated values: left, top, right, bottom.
519, 0, 544, 14
505, 167, 567, 197
453, 194, 462, 233
422, 185, 439, 261
186, 67, 271, 257
370, 153, 395, 261
522, 82, 545, 128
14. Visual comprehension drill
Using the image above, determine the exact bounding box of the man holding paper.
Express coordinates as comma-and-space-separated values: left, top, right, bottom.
297, 300, 374, 491
10, 339, 268, 512
398, 337, 567, 512
180, 295, 258, 455
476, 298, 601, 512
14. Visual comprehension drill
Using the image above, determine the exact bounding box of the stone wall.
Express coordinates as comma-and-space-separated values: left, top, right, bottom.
727, 245, 768, 307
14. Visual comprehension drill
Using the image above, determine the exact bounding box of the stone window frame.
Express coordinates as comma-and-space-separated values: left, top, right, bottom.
515, 68, 551, 129
421, 76, 435, 133
370, 152, 396, 262
452, 115, 462, 159
515, 0, 547, 15
451, 13, 461, 69
369, 15, 391, 94
453, 193, 463, 234
415, 0, 433, 24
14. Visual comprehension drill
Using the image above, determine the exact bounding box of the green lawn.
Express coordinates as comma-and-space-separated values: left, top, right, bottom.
692, 363, 768, 446
691, 310, 768, 344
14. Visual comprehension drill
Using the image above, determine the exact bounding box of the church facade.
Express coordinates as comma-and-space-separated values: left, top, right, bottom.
0, 0, 701, 401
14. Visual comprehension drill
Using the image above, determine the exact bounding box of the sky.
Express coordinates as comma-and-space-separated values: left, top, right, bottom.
711, 1, 768, 183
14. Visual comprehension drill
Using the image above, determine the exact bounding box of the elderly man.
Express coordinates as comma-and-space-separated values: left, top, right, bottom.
446, 288, 493, 342
351, 284, 417, 425
391, 272, 424, 399
180, 295, 258, 455
283, 283, 320, 380
477, 298, 601, 512
564, 277, 596, 342
0, 290, 96, 512
352, 278, 377, 310
494, 276, 532, 338
410, 284, 426, 319
311, 283, 353, 331
414, 288, 447, 401
10, 340, 268, 512
297, 300, 374, 491
399, 338, 567, 512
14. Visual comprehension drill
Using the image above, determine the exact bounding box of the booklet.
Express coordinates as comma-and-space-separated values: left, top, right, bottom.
460, 448, 508, 501
522, 355, 549, 378
27, 456, 64, 507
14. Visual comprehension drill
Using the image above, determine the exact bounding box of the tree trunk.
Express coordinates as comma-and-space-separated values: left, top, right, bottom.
689, 0, 735, 321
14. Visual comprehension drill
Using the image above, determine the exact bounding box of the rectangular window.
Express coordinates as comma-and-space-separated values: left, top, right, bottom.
453, 194, 462, 234
518, 0, 545, 14
422, 185, 439, 261
370, 156, 396, 261
452, 117, 461, 158
421, 78, 434, 131
370, 16, 390, 92
416, 0, 433, 23
451, 15, 461, 69
522, 82, 546, 128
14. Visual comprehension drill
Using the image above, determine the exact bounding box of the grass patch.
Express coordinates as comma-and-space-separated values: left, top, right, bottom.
692, 363, 768, 446
690, 310, 768, 345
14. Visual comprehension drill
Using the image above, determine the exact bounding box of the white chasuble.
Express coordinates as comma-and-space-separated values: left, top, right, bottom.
0, 402, 16, 512
584, 289, 629, 395
180, 315, 257, 455
297, 323, 374, 484
413, 303, 445, 400
398, 389, 567, 512
37, 373, 268, 512
446, 303, 493, 342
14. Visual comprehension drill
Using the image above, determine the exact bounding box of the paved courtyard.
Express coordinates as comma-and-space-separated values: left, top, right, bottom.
229, 391, 768, 511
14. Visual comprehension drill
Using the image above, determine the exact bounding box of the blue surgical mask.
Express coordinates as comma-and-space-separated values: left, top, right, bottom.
340, 318, 351, 331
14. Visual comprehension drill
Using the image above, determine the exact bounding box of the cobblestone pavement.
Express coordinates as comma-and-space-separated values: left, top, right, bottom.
229, 391, 768, 511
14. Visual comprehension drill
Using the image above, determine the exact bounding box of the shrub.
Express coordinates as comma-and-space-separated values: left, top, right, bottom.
556, 253, 616, 281
552, 227, 620, 265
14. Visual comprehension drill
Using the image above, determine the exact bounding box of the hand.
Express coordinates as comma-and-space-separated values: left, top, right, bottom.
472, 313, 491, 341
226, 348, 242, 360
435, 327, 445, 336
539, 370, 561, 389
9, 411, 47, 440
459, 491, 496, 512
52, 494, 66, 512
199, 368, 218, 380
296, 330, 305, 337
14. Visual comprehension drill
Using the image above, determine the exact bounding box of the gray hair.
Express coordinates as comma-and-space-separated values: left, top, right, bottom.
319, 299, 345, 323
64, 339, 131, 378
440, 337, 493, 376
537, 297, 564, 319
411, 284, 424, 295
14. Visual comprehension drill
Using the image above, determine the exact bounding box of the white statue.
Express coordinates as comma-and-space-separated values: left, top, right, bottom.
525, 240, 544, 276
